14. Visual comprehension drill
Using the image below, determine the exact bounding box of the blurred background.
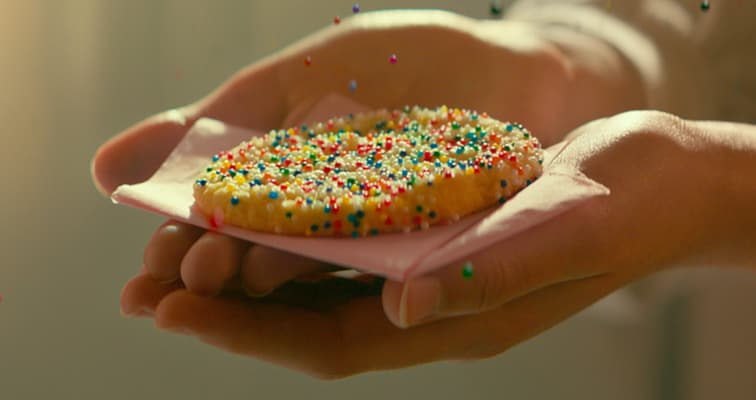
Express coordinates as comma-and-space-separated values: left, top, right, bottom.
1, 1, 754, 399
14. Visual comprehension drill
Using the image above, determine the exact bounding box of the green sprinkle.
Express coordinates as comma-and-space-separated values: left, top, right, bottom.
462, 262, 474, 279
415, 205, 423, 212
285, 211, 293, 219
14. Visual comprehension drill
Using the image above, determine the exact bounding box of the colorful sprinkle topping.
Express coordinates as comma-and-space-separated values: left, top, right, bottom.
194, 106, 543, 237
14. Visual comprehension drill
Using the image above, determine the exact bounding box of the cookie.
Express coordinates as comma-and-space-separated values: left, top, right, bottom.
193, 105, 543, 237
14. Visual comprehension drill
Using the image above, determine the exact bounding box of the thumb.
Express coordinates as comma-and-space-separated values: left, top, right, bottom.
91, 60, 285, 197
382, 200, 609, 328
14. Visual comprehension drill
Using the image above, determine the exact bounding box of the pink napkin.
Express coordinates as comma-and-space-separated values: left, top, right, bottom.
112, 95, 609, 282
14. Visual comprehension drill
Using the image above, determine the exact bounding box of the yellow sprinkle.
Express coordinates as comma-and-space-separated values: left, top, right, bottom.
465, 168, 474, 176
222, 161, 231, 169
234, 175, 245, 184
287, 128, 295, 135
351, 184, 360, 192
440, 155, 448, 163
387, 121, 395, 129
225, 184, 235, 192
295, 178, 303, 185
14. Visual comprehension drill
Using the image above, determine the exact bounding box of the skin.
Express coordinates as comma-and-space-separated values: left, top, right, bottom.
92, 10, 756, 378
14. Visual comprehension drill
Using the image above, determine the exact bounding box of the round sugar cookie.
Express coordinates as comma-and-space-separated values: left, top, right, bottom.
193, 105, 543, 237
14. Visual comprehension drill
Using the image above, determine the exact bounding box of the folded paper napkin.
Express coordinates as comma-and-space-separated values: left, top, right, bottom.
112, 96, 609, 282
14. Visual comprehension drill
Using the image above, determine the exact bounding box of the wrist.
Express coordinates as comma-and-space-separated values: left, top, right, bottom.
687, 120, 756, 269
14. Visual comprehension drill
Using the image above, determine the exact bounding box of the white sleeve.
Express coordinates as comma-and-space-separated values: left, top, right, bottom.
505, 0, 756, 123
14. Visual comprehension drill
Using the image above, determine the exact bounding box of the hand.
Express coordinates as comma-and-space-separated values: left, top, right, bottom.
118, 110, 755, 378
94, 9, 643, 297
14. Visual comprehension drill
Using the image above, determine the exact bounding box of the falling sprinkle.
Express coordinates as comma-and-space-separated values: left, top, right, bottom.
490, 0, 503, 17
352, 3, 361, 13
334, 16, 341, 24
304, 55, 312, 66
389, 54, 398, 64
462, 261, 474, 279
349, 79, 358, 93
700, 0, 710, 11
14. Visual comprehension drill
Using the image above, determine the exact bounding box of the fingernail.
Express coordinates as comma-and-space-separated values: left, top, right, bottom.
399, 277, 442, 327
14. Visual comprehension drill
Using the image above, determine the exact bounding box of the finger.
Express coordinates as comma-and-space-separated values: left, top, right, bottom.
180, 232, 251, 296
120, 271, 184, 317
91, 61, 285, 197
239, 246, 340, 296
143, 220, 205, 284
382, 197, 613, 328
155, 274, 623, 378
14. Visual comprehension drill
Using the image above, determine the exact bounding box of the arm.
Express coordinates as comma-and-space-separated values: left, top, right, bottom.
507, 0, 756, 122
685, 119, 756, 269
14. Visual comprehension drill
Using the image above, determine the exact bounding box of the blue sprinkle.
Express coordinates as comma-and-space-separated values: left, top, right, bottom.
500, 180, 507, 188
239, 169, 248, 175
310, 224, 319, 232
324, 205, 331, 214
526, 179, 532, 186
323, 221, 332, 229
498, 197, 507, 204
356, 210, 365, 218
429, 211, 437, 218
231, 197, 240, 205
306, 198, 314, 205
268, 191, 279, 200
429, 143, 438, 149
506, 124, 513, 132
212, 155, 220, 162
456, 147, 464, 154
195, 179, 207, 186
351, 231, 360, 238
370, 229, 379, 236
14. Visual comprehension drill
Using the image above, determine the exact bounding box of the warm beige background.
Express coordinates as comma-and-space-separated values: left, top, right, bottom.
1, 1, 753, 399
